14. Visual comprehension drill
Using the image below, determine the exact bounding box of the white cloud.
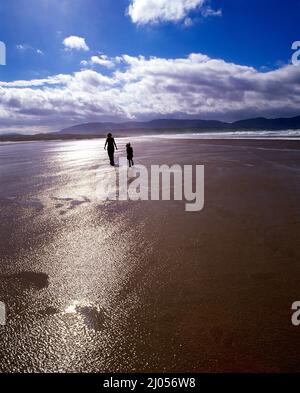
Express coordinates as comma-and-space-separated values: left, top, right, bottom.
201, 6, 222, 17
127, 0, 220, 25
184, 17, 194, 27
0, 74, 72, 88
16, 44, 27, 50
63, 36, 89, 51
16, 44, 44, 55
1, 53, 300, 131
81, 55, 115, 69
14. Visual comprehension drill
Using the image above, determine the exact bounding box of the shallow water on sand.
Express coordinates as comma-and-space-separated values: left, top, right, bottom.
0, 137, 300, 372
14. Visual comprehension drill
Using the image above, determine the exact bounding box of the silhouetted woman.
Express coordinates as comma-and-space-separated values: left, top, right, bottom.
104, 133, 118, 166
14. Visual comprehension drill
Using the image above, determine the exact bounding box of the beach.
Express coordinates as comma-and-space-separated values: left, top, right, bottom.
0, 136, 300, 372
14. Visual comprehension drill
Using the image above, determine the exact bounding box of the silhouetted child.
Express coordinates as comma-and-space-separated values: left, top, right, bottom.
126, 143, 134, 167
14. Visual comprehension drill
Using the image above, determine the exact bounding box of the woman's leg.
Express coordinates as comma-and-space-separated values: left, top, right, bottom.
108, 150, 114, 166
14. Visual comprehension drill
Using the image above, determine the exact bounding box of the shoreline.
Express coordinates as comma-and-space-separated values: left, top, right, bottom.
1, 136, 300, 151
1, 128, 300, 144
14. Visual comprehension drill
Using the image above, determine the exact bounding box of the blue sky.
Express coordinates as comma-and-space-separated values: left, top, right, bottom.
0, 0, 299, 132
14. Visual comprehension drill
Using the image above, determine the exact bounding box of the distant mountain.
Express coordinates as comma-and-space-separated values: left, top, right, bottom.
232, 115, 300, 130
57, 115, 300, 135
57, 119, 227, 135
1, 115, 300, 143
0, 132, 20, 137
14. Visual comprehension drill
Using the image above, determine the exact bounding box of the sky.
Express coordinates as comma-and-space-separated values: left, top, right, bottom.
0, 0, 299, 133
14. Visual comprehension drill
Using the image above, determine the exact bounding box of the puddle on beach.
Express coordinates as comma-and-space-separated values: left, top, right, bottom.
63, 301, 106, 332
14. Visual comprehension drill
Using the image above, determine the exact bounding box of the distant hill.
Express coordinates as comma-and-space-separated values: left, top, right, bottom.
232, 115, 300, 130
57, 115, 300, 135
57, 119, 227, 135
0, 132, 20, 137
1, 115, 300, 143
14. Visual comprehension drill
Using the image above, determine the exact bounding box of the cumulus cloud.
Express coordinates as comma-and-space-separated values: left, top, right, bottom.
81, 55, 115, 69
0, 53, 300, 132
63, 36, 89, 51
127, 0, 219, 25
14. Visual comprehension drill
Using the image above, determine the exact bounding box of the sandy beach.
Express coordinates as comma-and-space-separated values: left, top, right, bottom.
0, 136, 300, 372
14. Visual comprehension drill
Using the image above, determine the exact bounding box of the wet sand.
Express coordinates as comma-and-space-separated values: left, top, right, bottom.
0, 137, 300, 372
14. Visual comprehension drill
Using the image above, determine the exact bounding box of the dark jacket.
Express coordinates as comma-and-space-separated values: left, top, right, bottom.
127, 146, 133, 159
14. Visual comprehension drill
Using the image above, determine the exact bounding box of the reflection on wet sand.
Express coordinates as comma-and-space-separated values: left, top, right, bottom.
0, 137, 300, 372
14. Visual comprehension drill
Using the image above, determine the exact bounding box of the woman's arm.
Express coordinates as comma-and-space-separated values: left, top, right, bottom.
114, 139, 118, 150
104, 139, 108, 150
